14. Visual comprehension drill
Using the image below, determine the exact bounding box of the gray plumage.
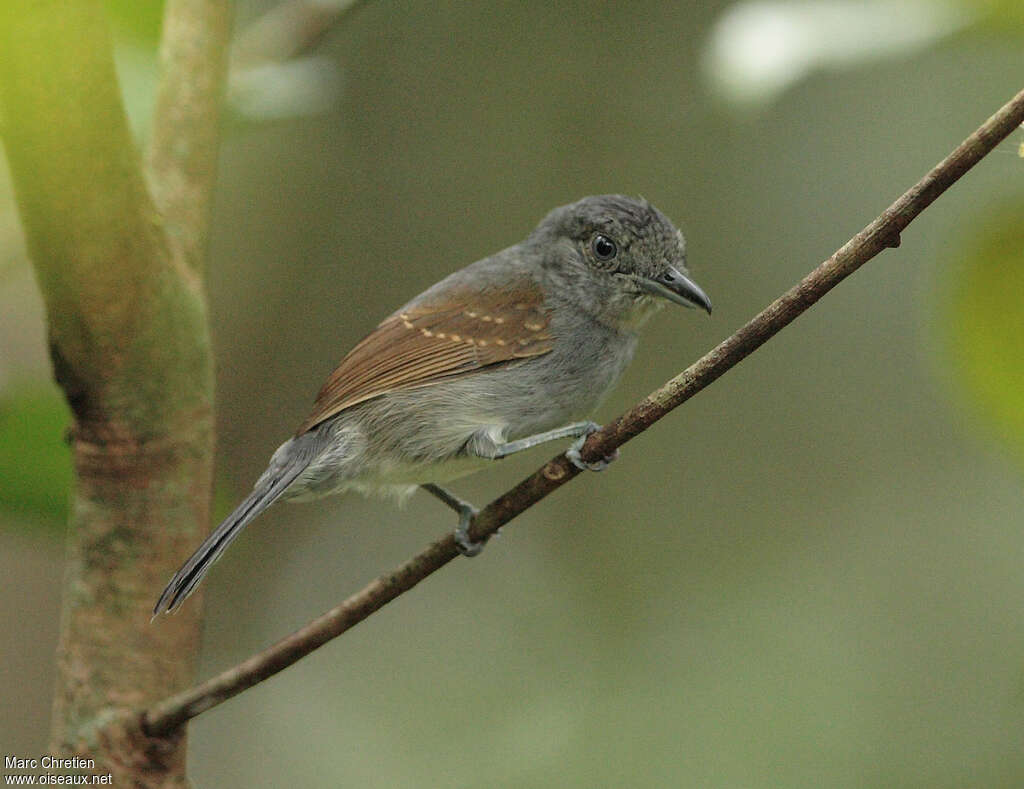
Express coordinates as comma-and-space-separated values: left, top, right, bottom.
154, 195, 710, 615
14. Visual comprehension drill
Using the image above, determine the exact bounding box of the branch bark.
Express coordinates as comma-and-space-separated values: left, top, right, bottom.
0, 0, 230, 783
148, 0, 234, 278
143, 85, 1024, 737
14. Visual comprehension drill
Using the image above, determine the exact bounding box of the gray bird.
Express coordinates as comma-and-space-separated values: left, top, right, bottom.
154, 195, 711, 615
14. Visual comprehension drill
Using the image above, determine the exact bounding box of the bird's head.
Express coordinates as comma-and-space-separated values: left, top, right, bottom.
530, 194, 711, 329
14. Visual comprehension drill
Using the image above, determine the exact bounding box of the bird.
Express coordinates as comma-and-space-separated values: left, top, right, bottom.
154, 195, 711, 615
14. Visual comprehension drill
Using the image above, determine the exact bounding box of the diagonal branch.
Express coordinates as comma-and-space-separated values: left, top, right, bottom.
143, 85, 1024, 738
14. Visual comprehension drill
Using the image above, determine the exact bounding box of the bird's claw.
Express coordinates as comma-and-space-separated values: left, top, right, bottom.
454, 502, 486, 556
566, 423, 619, 472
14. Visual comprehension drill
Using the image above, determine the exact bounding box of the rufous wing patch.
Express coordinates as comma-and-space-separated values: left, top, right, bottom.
296, 276, 553, 434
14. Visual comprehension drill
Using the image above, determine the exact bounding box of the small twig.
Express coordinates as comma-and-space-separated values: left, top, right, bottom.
143, 86, 1024, 738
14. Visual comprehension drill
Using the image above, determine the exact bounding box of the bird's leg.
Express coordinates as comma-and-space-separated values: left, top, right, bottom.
473, 420, 619, 472
484, 420, 596, 457
480, 420, 618, 471
421, 483, 485, 556
430, 422, 620, 556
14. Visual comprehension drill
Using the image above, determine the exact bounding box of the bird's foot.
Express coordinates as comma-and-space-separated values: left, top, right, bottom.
422, 483, 489, 556
454, 501, 486, 557
566, 422, 619, 472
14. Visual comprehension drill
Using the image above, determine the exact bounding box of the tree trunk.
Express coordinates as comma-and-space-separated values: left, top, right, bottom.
0, 1, 220, 784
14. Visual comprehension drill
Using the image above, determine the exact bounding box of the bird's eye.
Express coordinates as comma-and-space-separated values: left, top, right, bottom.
591, 234, 618, 261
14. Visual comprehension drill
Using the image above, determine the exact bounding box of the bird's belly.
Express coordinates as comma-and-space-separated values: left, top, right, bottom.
362, 452, 494, 486
299, 449, 495, 507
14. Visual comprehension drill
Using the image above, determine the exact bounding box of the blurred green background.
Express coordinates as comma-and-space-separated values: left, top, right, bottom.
2, 0, 1023, 786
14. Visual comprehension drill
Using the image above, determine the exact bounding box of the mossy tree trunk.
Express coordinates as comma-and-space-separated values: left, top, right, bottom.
0, 0, 230, 784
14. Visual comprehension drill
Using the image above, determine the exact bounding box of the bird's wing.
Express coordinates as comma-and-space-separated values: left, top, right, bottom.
296, 275, 553, 434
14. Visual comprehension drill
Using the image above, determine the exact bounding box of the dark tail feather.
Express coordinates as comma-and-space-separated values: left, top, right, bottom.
153, 448, 315, 616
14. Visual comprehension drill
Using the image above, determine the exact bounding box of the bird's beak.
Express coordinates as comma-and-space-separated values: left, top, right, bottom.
638, 266, 712, 314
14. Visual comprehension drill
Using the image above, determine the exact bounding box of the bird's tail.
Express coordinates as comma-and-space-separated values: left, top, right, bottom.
153, 437, 319, 616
